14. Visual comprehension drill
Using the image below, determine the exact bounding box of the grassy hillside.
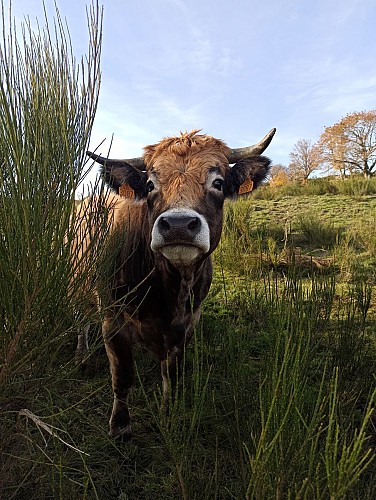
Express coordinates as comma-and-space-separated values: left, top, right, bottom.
221, 193, 376, 285
238, 193, 376, 229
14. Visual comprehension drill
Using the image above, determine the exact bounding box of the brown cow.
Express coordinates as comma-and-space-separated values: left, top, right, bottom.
77, 128, 275, 441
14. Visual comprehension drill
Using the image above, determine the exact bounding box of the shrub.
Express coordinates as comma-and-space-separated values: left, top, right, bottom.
297, 211, 342, 249
0, 4, 103, 395
336, 177, 376, 196
303, 177, 339, 195
254, 176, 376, 199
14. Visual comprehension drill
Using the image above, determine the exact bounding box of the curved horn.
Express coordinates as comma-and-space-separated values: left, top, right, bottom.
86, 151, 146, 170
227, 128, 276, 163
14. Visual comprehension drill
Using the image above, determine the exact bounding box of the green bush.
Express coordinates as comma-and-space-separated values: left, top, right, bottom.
254, 175, 376, 199
0, 4, 106, 491
297, 210, 342, 248
0, 2, 104, 386
253, 181, 304, 200
336, 177, 376, 196
303, 177, 339, 195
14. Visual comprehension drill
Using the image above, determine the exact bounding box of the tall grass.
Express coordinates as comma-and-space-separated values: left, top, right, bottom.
2, 229, 376, 497
350, 217, 376, 255
0, 1, 103, 383
241, 274, 375, 498
336, 177, 376, 196
0, 2, 106, 492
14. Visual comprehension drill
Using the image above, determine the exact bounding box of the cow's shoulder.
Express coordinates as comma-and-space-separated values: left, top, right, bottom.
108, 193, 147, 231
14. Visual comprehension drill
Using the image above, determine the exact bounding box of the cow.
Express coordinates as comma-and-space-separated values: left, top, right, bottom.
76, 128, 275, 441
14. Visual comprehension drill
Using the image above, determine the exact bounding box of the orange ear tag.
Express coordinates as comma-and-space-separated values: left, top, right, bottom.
119, 184, 135, 199
238, 178, 254, 195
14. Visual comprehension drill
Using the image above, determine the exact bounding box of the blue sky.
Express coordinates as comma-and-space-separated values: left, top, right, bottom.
10, 0, 376, 176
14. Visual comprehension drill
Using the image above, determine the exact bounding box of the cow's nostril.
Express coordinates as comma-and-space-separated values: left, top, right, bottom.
188, 217, 200, 232
159, 217, 170, 231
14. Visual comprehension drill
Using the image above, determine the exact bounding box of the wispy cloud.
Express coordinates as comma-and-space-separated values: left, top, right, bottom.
320, 76, 376, 114
279, 53, 376, 119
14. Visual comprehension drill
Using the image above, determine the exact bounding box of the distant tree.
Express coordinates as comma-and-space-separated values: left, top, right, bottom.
269, 163, 289, 187
288, 139, 321, 182
317, 110, 376, 178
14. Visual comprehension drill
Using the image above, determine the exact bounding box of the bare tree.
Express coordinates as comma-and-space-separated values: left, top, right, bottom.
317, 110, 376, 178
288, 139, 321, 182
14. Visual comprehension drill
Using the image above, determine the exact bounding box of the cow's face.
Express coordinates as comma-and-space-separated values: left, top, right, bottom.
146, 144, 229, 265
90, 131, 272, 267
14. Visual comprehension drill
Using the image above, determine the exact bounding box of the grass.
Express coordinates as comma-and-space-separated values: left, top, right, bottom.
1, 3, 376, 499
3, 269, 376, 499
0, 0, 104, 386
231, 193, 376, 232
221, 194, 376, 283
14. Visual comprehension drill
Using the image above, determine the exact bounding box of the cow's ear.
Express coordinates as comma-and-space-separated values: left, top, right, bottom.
100, 161, 148, 199
224, 156, 271, 198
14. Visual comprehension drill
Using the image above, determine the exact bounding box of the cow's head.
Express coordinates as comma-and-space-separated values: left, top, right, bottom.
88, 129, 275, 267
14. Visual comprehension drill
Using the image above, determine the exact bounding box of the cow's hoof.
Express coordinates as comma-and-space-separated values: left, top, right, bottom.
110, 424, 133, 443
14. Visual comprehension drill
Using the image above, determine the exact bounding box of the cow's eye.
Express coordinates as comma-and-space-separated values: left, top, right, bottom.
146, 180, 155, 193
212, 179, 223, 191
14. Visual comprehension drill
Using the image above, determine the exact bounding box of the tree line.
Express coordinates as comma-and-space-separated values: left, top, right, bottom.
271, 110, 376, 185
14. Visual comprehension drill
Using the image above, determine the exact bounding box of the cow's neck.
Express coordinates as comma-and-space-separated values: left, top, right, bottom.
170, 272, 195, 328
156, 256, 209, 314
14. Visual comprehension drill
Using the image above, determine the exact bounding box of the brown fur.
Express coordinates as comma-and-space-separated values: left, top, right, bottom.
143, 130, 232, 167
144, 131, 231, 206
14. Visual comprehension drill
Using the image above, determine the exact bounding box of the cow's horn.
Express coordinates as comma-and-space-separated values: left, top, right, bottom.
227, 128, 276, 163
86, 151, 146, 170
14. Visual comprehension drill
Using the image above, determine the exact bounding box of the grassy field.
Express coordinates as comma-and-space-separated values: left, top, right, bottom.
237, 193, 376, 229
2, 189, 376, 499
1, 5, 376, 499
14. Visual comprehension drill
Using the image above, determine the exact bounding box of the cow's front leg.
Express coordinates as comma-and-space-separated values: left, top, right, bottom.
103, 313, 135, 441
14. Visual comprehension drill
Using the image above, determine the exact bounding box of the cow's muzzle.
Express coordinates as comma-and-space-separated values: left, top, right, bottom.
151, 208, 210, 265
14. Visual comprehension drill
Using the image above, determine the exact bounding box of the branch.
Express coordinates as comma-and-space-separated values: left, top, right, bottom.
18, 409, 90, 456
